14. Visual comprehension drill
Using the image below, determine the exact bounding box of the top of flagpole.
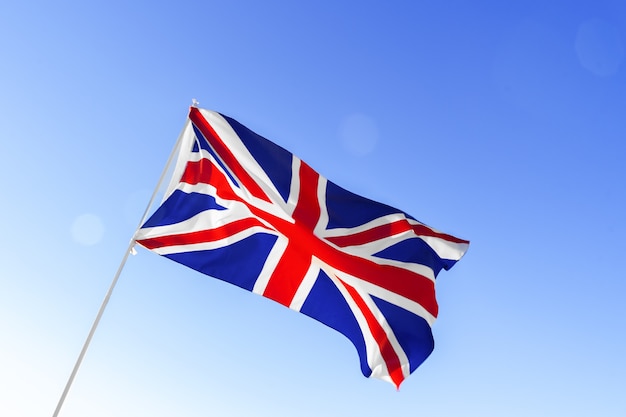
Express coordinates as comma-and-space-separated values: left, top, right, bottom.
191, 98, 200, 108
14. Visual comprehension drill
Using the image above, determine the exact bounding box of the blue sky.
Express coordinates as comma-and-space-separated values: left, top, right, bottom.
1, 1, 625, 416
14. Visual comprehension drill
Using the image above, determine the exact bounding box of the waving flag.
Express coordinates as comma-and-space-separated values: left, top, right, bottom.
134, 107, 469, 388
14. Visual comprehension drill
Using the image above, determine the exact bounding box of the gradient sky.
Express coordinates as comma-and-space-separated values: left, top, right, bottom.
1, 1, 625, 416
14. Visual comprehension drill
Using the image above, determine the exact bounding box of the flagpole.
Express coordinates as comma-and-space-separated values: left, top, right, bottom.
51, 108, 192, 417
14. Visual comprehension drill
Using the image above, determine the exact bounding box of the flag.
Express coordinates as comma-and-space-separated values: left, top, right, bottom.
134, 107, 469, 388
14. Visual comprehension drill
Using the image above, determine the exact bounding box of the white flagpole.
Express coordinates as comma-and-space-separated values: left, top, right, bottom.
51, 108, 193, 417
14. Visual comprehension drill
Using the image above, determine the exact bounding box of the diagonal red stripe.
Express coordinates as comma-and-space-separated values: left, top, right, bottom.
326, 220, 412, 247
411, 224, 470, 244
341, 279, 405, 389
189, 107, 271, 203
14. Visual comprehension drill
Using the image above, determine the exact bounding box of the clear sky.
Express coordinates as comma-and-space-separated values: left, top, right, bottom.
1, 1, 625, 416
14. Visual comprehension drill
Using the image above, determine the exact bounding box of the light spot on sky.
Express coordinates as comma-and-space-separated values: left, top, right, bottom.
71, 213, 104, 246
575, 18, 624, 76
338, 113, 378, 156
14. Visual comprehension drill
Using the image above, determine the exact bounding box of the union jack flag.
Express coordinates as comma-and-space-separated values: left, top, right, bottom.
134, 107, 469, 388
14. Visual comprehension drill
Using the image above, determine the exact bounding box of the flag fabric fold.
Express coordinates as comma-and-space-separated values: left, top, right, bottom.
134, 107, 469, 388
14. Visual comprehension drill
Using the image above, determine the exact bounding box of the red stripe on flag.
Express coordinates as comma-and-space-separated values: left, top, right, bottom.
137, 218, 270, 250
326, 220, 413, 247
341, 279, 405, 389
291, 161, 320, 231
189, 107, 272, 203
181, 159, 239, 202
411, 224, 470, 245
326, 220, 469, 247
